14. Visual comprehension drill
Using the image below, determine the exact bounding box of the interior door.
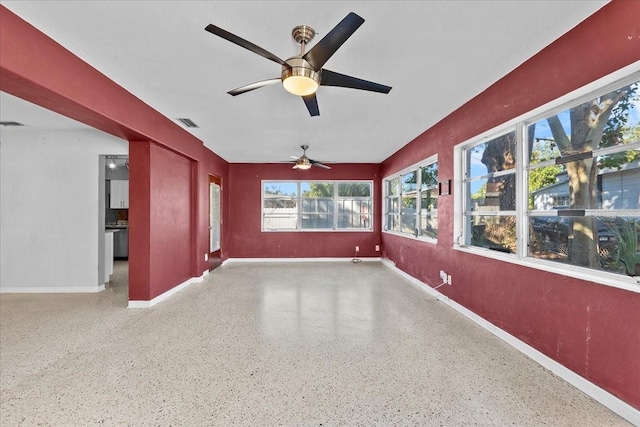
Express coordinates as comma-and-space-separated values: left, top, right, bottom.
209, 175, 222, 271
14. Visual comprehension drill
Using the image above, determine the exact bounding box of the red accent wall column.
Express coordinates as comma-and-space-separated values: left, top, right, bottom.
148, 144, 193, 297
129, 141, 196, 301
129, 141, 152, 301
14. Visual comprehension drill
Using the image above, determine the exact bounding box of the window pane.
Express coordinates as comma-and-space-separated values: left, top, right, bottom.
301, 214, 333, 229
528, 165, 567, 210
301, 182, 333, 197
468, 215, 516, 253
527, 80, 639, 213
528, 216, 569, 261
421, 189, 438, 212
264, 214, 297, 229
338, 214, 371, 229
339, 199, 370, 214
528, 81, 639, 166
401, 195, 417, 234
402, 171, 418, 193
264, 182, 297, 198
419, 188, 437, 239
467, 132, 516, 179
468, 176, 516, 211
529, 216, 640, 275
598, 151, 640, 209
420, 214, 438, 239
421, 163, 438, 188
387, 197, 400, 214
420, 188, 438, 238
338, 182, 371, 197
300, 182, 333, 228
388, 177, 400, 196
387, 214, 400, 232
528, 135, 562, 165
263, 182, 298, 230
301, 198, 333, 213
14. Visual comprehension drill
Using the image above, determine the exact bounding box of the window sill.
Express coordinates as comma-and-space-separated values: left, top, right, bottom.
382, 230, 438, 244
262, 229, 373, 233
452, 244, 640, 294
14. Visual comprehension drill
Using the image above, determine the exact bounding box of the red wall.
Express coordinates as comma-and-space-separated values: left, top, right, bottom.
128, 141, 229, 301
0, 5, 230, 302
381, 0, 640, 409
227, 163, 382, 258
130, 141, 197, 301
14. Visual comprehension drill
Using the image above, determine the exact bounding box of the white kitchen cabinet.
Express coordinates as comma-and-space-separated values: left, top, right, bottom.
110, 180, 129, 209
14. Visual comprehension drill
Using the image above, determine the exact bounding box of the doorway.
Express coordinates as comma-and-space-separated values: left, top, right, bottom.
99, 154, 130, 293
208, 175, 222, 271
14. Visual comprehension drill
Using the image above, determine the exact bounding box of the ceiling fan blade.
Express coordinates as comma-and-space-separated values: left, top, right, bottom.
311, 161, 331, 170
205, 24, 289, 67
302, 12, 364, 71
290, 155, 301, 160
321, 69, 392, 94
302, 94, 320, 117
227, 78, 281, 96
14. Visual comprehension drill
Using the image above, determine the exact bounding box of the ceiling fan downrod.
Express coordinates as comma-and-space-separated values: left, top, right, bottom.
291, 25, 315, 56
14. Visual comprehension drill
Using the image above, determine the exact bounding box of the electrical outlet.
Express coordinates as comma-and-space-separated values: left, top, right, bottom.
355, 246, 360, 252
439, 270, 447, 282
375, 245, 380, 252
447, 275, 452, 285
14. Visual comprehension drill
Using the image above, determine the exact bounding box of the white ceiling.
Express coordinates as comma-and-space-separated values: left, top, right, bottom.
0, 1, 608, 163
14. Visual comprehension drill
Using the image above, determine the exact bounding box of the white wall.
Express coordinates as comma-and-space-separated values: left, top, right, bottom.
0, 128, 127, 292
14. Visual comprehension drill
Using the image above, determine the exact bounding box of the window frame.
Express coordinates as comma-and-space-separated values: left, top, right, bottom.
461, 128, 519, 253
261, 180, 374, 232
453, 63, 640, 293
383, 155, 438, 243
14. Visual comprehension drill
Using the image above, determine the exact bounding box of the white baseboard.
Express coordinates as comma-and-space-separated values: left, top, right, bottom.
128, 271, 208, 309
0, 285, 106, 293
380, 259, 640, 426
222, 257, 382, 266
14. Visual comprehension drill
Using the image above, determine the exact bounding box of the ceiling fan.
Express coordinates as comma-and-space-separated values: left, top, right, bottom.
204, 12, 392, 116
289, 145, 331, 170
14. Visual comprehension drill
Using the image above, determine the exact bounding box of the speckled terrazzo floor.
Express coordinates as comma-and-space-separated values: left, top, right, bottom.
0, 261, 630, 426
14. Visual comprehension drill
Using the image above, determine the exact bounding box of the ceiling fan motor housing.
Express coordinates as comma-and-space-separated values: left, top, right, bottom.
282, 57, 321, 96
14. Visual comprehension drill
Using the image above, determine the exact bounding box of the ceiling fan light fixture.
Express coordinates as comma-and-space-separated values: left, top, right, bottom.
295, 155, 312, 170
283, 75, 319, 96
282, 58, 320, 96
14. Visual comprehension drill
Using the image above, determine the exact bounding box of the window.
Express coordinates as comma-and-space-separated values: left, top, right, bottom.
384, 157, 438, 240
458, 73, 640, 285
462, 131, 517, 253
262, 181, 372, 231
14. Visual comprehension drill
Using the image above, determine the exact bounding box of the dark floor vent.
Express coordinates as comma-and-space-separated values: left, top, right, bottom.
176, 118, 199, 128
0, 121, 25, 126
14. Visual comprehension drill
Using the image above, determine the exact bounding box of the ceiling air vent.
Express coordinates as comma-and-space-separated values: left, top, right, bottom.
0, 121, 25, 126
176, 118, 199, 128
